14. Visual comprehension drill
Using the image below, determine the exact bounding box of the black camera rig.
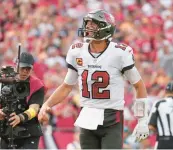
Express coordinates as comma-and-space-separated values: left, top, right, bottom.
0, 66, 30, 99
0, 44, 30, 149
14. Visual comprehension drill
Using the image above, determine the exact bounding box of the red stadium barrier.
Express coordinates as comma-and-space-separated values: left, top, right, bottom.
38, 136, 46, 149
53, 131, 74, 149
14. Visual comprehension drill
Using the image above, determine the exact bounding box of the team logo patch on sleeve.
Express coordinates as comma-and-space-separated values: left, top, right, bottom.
76, 58, 83, 66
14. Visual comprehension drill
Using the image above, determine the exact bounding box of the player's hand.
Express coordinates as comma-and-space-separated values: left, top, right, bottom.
0, 109, 6, 120
132, 117, 149, 142
38, 105, 51, 125
9, 112, 21, 127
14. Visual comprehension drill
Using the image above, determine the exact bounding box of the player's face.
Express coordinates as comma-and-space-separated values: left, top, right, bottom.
19, 67, 32, 80
85, 20, 98, 37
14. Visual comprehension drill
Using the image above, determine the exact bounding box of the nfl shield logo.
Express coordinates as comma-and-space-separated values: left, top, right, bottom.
76, 58, 83, 66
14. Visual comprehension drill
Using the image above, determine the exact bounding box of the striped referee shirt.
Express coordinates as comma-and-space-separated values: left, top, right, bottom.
149, 97, 173, 136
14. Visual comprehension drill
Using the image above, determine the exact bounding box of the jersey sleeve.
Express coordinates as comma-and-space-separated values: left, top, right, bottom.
124, 67, 141, 84
66, 45, 78, 72
64, 68, 78, 85
121, 46, 135, 74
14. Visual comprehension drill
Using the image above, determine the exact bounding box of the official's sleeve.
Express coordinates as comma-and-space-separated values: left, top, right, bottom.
66, 46, 77, 72
28, 87, 44, 106
148, 102, 158, 128
121, 48, 135, 74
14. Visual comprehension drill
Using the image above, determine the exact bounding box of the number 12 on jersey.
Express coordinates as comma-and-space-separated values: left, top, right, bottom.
81, 70, 110, 99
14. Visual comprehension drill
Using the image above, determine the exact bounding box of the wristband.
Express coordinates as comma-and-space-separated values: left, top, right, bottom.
24, 107, 37, 120
22, 112, 29, 122
134, 98, 148, 118
18, 114, 25, 122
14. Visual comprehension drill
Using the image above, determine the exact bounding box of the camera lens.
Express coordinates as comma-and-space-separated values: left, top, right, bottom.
15, 83, 26, 94
13, 81, 30, 98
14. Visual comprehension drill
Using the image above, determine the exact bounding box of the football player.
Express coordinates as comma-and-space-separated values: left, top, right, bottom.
38, 9, 149, 149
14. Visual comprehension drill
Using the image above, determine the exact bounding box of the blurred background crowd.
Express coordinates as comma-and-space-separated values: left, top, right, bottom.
0, 0, 173, 149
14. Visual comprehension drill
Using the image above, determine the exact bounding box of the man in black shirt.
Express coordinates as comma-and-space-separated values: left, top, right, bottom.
0, 52, 45, 149
149, 81, 173, 149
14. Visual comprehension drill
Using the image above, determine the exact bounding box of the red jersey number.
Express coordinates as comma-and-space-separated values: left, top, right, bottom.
72, 43, 83, 49
115, 43, 128, 51
81, 70, 110, 99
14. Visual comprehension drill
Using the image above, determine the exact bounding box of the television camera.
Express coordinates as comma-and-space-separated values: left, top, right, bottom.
0, 66, 30, 99
0, 44, 30, 149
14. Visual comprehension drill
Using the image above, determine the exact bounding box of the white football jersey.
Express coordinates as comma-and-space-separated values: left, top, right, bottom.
66, 42, 134, 110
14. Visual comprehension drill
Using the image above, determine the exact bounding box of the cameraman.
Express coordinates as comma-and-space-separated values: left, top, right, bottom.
0, 52, 45, 149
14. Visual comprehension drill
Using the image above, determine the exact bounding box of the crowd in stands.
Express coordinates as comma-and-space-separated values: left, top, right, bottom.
0, 0, 173, 149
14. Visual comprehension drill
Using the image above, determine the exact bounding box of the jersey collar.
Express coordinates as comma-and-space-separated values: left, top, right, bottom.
88, 41, 110, 58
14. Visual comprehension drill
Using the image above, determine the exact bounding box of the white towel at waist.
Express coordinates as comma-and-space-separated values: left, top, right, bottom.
74, 107, 104, 130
